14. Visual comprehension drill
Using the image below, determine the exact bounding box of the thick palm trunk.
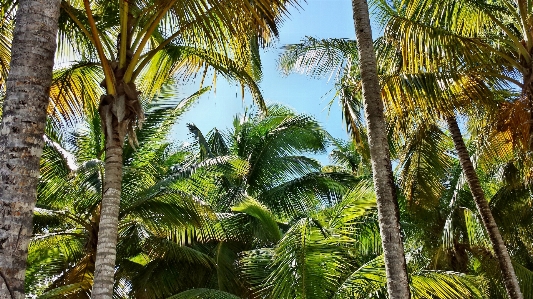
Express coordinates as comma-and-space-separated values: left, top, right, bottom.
350, 1, 411, 298
446, 116, 523, 299
0, 1, 60, 298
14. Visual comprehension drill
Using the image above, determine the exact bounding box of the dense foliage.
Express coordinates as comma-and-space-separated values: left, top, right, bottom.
0, 0, 532, 298
27, 100, 533, 298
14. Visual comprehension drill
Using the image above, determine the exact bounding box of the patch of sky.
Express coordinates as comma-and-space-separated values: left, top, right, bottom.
168, 0, 373, 166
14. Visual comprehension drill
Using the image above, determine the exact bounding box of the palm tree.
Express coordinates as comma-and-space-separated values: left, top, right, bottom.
445, 116, 523, 296
393, 118, 533, 297
172, 181, 486, 299
0, 0, 61, 297
183, 104, 353, 218
29, 103, 357, 298
279, 21, 525, 299
349, 1, 411, 297
26, 91, 213, 298
172, 104, 356, 296
52, 1, 300, 296
243, 186, 488, 299
376, 1, 530, 297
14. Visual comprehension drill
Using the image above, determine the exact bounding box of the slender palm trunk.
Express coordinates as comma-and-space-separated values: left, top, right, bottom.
91, 55, 141, 296
90, 98, 125, 298
446, 116, 523, 299
91, 149, 122, 299
0, 1, 60, 298
350, 1, 411, 298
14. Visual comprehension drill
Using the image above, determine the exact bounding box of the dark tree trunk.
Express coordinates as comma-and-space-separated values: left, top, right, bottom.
0, 0, 61, 298
350, 0, 411, 298
446, 115, 523, 299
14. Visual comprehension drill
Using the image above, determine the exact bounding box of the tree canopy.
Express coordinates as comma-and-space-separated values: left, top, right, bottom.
0, 0, 532, 298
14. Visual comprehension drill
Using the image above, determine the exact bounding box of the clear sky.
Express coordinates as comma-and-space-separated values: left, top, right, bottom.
171, 0, 358, 163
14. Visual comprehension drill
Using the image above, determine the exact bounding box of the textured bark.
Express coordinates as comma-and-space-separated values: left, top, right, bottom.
0, 1, 60, 298
91, 56, 141, 296
351, 1, 411, 298
91, 126, 123, 299
446, 116, 524, 299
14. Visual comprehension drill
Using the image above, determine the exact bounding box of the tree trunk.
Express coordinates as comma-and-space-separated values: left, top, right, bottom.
446, 116, 524, 299
350, 1, 411, 298
91, 120, 123, 299
91, 58, 141, 296
0, 1, 60, 298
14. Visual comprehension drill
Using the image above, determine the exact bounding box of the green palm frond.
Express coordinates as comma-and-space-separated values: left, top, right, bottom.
259, 171, 355, 217
57, 2, 94, 60
328, 138, 371, 175
260, 217, 355, 299
121, 191, 205, 231
238, 184, 382, 298
464, 108, 517, 174
279, 37, 357, 79
37, 281, 92, 299
213, 241, 252, 296
396, 123, 454, 209
279, 38, 367, 145
26, 233, 89, 296
249, 155, 322, 191
410, 271, 486, 299
122, 86, 209, 159
208, 128, 230, 156
237, 248, 273, 294
140, 236, 215, 268
0, 0, 14, 87
119, 240, 216, 298
322, 183, 376, 229
168, 288, 242, 299
187, 123, 215, 161
319, 183, 381, 264
40, 138, 72, 183
231, 197, 283, 244
149, 45, 267, 112
377, 0, 513, 72
333, 256, 387, 298
182, 104, 336, 218
335, 255, 486, 299
463, 208, 491, 250
48, 62, 104, 125
158, 0, 296, 49
512, 261, 533, 299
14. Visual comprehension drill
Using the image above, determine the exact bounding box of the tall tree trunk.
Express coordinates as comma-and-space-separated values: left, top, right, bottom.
0, 0, 61, 298
91, 57, 142, 296
350, 1, 411, 298
446, 116, 524, 299
91, 108, 124, 299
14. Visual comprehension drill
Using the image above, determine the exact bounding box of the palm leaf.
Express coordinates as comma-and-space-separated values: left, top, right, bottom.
168, 288, 242, 299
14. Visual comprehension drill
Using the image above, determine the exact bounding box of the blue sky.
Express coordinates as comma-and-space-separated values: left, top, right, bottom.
172, 0, 358, 163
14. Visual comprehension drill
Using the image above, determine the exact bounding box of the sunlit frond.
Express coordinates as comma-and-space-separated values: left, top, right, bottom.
169, 288, 242, 299
0, 0, 14, 88
48, 62, 104, 125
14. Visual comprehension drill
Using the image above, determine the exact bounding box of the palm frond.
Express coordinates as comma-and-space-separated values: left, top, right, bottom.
396, 124, 454, 209
231, 197, 282, 244
168, 288, 242, 299
37, 281, 91, 299
48, 62, 103, 125
0, 0, 14, 87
